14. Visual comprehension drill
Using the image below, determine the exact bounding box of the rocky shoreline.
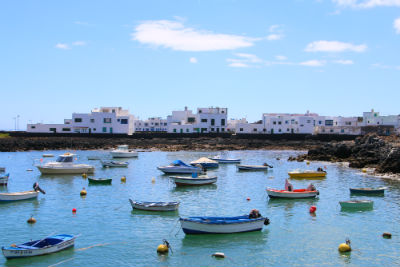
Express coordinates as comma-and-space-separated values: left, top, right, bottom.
295, 134, 400, 175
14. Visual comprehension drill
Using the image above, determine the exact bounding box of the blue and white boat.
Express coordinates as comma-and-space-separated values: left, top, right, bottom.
180, 214, 269, 234
209, 156, 241, 164
0, 173, 9, 185
2, 234, 76, 259
157, 160, 203, 174
190, 157, 219, 168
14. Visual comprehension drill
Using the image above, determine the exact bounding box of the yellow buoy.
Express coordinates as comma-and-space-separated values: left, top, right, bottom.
82, 173, 87, 178
80, 187, 87, 196
338, 243, 351, 252
121, 176, 126, 183
157, 244, 169, 254
306, 161, 310, 165
361, 168, 367, 173
27, 216, 36, 224
152, 178, 155, 183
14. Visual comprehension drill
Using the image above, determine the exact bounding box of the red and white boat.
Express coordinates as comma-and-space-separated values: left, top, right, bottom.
266, 188, 319, 199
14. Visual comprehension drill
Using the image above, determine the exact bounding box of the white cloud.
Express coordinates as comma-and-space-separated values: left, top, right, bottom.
132, 20, 256, 51
267, 34, 283, 41
189, 57, 198, 63
305, 40, 367, 52
266, 24, 284, 41
228, 62, 249, 68
227, 53, 262, 67
275, 55, 287, 61
55, 43, 70, 50
234, 53, 262, 63
333, 59, 354, 64
333, 0, 400, 8
72, 41, 86, 46
394, 17, 400, 34
299, 60, 326, 67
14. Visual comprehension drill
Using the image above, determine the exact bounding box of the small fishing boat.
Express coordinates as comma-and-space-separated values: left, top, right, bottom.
237, 164, 271, 171
101, 160, 129, 167
288, 170, 326, 178
0, 191, 39, 202
190, 157, 219, 168
209, 156, 241, 164
158, 160, 203, 174
87, 156, 101, 160
110, 145, 138, 158
266, 188, 319, 199
2, 234, 76, 259
0, 173, 9, 185
339, 200, 374, 209
349, 187, 385, 195
88, 177, 112, 185
0, 167, 5, 172
36, 153, 95, 174
170, 175, 217, 186
42, 154, 54, 157
180, 210, 269, 234
129, 199, 179, 211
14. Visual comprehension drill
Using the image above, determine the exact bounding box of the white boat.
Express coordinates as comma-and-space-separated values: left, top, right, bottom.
180, 214, 269, 234
158, 160, 203, 174
2, 234, 76, 259
87, 156, 101, 160
0, 190, 39, 202
101, 160, 129, 167
42, 154, 54, 157
129, 199, 179, 211
339, 200, 374, 209
170, 175, 217, 186
0, 173, 9, 185
266, 188, 319, 199
190, 157, 219, 168
0, 167, 5, 172
237, 164, 270, 171
209, 156, 241, 164
36, 153, 95, 174
110, 145, 138, 158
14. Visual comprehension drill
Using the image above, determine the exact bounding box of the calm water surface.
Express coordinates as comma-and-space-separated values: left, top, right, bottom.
0, 150, 399, 267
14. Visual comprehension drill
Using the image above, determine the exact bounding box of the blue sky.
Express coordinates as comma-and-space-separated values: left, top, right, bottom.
1, 0, 400, 130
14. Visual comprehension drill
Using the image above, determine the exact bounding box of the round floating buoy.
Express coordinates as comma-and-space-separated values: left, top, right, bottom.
309, 206, 317, 213
72, 208, 77, 213
27, 216, 36, 224
306, 161, 310, 165
157, 240, 171, 254
276, 158, 280, 160
361, 168, 367, 173
338, 243, 351, 252
82, 173, 87, 178
383, 232, 392, 239
121, 176, 126, 183
80, 187, 87, 196
212, 252, 225, 258
152, 178, 155, 183
246, 197, 250, 201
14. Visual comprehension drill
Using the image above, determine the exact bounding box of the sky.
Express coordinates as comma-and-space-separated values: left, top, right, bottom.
1, 0, 400, 130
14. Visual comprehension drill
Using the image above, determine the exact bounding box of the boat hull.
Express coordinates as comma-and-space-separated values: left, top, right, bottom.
0, 191, 39, 201
129, 199, 179, 211
88, 178, 112, 184
158, 167, 202, 174
288, 172, 326, 178
110, 152, 138, 158
237, 165, 268, 171
37, 166, 95, 174
267, 189, 319, 199
2, 235, 75, 259
350, 188, 385, 195
210, 158, 241, 164
101, 161, 128, 167
339, 200, 373, 209
180, 216, 265, 234
170, 176, 217, 186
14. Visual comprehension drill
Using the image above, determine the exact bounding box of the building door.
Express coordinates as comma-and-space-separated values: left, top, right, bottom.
271, 129, 274, 134
291, 129, 294, 134
110, 127, 113, 133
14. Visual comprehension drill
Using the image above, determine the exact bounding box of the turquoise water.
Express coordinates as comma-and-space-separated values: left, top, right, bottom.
0, 150, 399, 267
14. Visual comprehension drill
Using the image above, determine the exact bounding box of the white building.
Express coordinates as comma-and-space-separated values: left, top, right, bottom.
27, 119, 73, 133
167, 107, 228, 133
72, 107, 135, 134
135, 117, 168, 132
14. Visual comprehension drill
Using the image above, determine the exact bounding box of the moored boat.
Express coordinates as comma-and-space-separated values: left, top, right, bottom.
88, 177, 112, 185
209, 156, 241, 164
0, 183, 45, 202
0, 167, 5, 172
158, 160, 203, 174
288, 170, 326, 178
349, 187, 385, 195
110, 145, 138, 158
36, 153, 95, 174
129, 199, 179, 211
170, 175, 217, 186
190, 157, 219, 168
237, 164, 271, 171
180, 210, 269, 234
266, 188, 319, 199
101, 160, 129, 167
2, 234, 76, 259
87, 156, 101, 160
339, 200, 373, 209
0, 173, 9, 185
42, 154, 54, 157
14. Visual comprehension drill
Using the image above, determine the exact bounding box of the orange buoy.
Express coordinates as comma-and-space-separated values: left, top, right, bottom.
309, 206, 317, 213
72, 208, 77, 213
246, 197, 251, 201
27, 216, 36, 224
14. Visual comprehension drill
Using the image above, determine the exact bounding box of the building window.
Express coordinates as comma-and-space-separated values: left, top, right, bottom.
211, 119, 215, 126
144, 123, 148, 126
199, 110, 202, 113
74, 118, 82, 123
278, 129, 281, 132
253, 128, 257, 132
221, 110, 225, 113
221, 119, 225, 126
120, 119, 128, 124
112, 109, 115, 113
278, 121, 282, 125
319, 121, 322, 124
49, 128, 56, 132
31, 126, 36, 129
341, 129, 345, 133
93, 128, 96, 131
211, 128, 215, 131
104, 118, 112, 123
285, 121, 289, 124
263, 128, 266, 132
330, 129, 334, 133
187, 117, 195, 123
300, 124, 304, 127
345, 122, 352, 125
201, 119, 207, 123
62, 128, 71, 131
287, 128, 290, 131
173, 129, 177, 133
102, 127, 107, 133
186, 129, 189, 133
90, 119, 95, 123
240, 128, 243, 132
307, 120, 311, 123
155, 123, 159, 126
221, 128, 225, 132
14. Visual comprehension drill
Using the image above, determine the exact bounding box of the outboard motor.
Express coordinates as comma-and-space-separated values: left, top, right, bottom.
264, 217, 270, 225
33, 182, 46, 194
